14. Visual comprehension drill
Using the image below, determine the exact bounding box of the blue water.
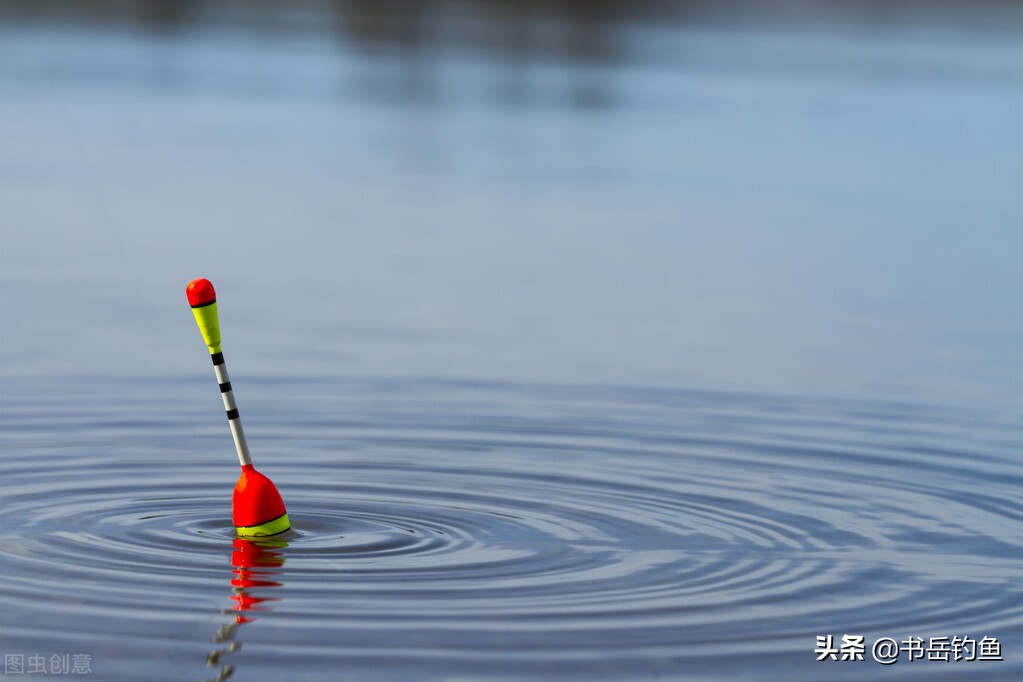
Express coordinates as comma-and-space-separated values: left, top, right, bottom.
3, 376, 1021, 680
1, 2, 1021, 680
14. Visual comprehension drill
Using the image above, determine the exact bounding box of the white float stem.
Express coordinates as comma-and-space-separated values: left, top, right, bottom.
212, 353, 253, 468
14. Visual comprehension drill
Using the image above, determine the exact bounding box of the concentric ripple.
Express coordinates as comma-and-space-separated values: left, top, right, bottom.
1, 378, 1021, 681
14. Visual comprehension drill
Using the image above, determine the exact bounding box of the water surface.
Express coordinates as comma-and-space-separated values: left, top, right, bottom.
0, 2, 1021, 680
2, 377, 1021, 680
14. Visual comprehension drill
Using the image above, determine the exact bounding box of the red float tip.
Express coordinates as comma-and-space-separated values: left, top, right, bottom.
186, 278, 216, 308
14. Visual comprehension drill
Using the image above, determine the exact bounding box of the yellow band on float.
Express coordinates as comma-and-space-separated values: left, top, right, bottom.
236, 513, 291, 538
191, 301, 223, 354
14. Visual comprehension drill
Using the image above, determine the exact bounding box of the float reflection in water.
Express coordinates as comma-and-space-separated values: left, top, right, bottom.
205, 538, 288, 682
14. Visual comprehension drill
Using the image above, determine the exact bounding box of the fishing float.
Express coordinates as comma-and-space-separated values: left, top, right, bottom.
186, 278, 291, 537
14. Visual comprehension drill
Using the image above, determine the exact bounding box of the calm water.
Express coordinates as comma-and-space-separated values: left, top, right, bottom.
1, 1, 1022, 680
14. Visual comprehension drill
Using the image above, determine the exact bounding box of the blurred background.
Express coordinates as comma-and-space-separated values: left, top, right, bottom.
1, 0, 1021, 407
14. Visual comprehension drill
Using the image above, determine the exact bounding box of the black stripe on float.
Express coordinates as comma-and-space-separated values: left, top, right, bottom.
226, 408, 240, 420
211, 352, 225, 366
219, 381, 233, 393
190, 299, 217, 309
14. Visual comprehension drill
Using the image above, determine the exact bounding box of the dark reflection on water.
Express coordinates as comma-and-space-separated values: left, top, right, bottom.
6, 0, 1023, 72
7, 0, 1023, 33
